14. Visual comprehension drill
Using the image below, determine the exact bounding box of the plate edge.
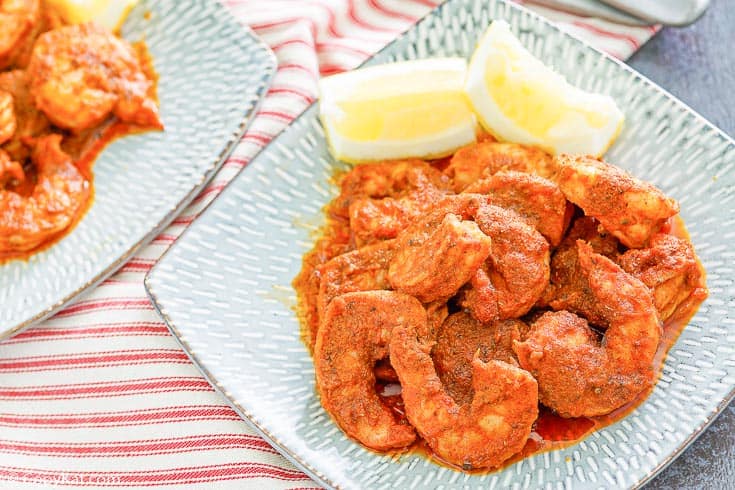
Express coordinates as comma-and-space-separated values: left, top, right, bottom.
143, 278, 339, 490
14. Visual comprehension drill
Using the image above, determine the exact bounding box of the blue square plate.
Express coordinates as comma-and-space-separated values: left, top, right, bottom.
0, 0, 276, 338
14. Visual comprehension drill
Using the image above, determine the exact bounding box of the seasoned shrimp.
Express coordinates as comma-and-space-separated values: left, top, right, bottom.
445, 141, 554, 192
0, 89, 16, 144
433, 312, 528, 405
465, 170, 572, 246
333, 159, 451, 219
373, 301, 448, 384
0, 149, 23, 187
349, 193, 449, 246
540, 216, 621, 327
619, 233, 707, 322
390, 315, 538, 469
0, 0, 40, 70
27, 23, 161, 132
388, 207, 492, 303
514, 241, 661, 417
337, 159, 452, 245
460, 204, 550, 323
315, 291, 421, 450
0, 70, 50, 162
0, 134, 89, 254
554, 155, 678, 248
313, 239, 397, 347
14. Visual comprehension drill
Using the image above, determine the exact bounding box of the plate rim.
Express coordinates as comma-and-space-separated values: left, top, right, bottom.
145, 0, 735, 487
0, 6, 277, 341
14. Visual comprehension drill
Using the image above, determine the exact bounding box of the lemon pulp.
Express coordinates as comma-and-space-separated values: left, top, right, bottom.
319, 58, 477, 163
334, 92, 473, 141
466, 20, 623, 156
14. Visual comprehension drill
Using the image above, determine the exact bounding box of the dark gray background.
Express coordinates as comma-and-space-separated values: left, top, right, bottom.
628, 0, 735, 487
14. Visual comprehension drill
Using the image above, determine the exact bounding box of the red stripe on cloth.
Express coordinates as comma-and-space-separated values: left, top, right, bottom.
0, 377, 212, 400
255, 110, 297, 122
366, 0, 420, 22
345, 0, 398, 32
0, 405, 239, 429
171, 216, 194, 226
319, 63, 348, 76
225, 157, 250, 166
249, 17, 304, 32
153, 234, 178, 244
55, 298, 154, 318
277, 62, 317, 76
0, 463, 307, 486
119, 259, 155, 273
311, 1, 342, 38
267, 87, 316, 104
192, 183, 228, 204
571, 20, 640, 50
270, 38, 314, 52
0, 350, 189, 373
242, 133, 273, 145
0, 434, 276, 457
4, 323, 169, 344
410, 0, 440, 6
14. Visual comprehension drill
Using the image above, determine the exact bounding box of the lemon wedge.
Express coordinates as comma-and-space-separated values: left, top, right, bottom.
46, 0, 139, 32
319, 58, 477, 163
465, 20, 623, 156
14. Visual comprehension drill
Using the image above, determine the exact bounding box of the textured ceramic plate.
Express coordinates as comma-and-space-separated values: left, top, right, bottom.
145, 0, 735, 488
0, 0, 276, 338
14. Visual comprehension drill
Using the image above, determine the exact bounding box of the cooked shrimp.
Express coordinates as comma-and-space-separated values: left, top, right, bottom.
314, 239, 397, 347
390, 315, 538, 469
27, 22, 161, 132
336, 159, 452, 245
0, 89, 16, 144
349, 192, 450, 246
433, 312, 528, 405
0, 149, 24, 187
460, 204, 550, 323
0, 0, 40, 70
333, 159, 451, 219
373, 301, 448, 384
514, 241, 661, 417
388, 210, 491, 303
465, 170, 572, 246
554, 155, 679, 248
0, 134, 89, 254
540, 216, 621, 327
0, 70, 50, 162
425, 300, 448, 338
445, 141, 554, 192
619, 233, 708, 322
315, 291, 422, 451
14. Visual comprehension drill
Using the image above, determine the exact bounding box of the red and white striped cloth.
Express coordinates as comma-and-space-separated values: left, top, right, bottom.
0, 1, 657, 488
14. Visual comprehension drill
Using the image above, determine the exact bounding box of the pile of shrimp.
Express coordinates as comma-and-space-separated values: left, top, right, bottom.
0, 0, 161, 260
294, 137, 708, 470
